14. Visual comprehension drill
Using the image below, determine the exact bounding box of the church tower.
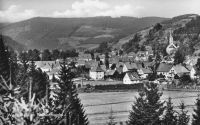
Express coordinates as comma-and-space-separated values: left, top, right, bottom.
166, 30, 178, 55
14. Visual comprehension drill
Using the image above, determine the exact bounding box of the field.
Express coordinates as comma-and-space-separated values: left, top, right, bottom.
79, 91, 200, 125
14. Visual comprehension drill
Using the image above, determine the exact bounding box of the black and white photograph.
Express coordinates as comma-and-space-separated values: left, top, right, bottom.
1, 0, 200, 124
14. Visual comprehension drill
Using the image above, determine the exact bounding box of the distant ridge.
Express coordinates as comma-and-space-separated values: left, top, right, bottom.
0, 16, 168, 50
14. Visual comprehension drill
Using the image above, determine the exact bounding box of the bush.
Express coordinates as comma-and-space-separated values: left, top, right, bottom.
94, 84, 143, 90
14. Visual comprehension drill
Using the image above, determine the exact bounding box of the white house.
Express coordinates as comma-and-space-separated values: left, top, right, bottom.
123, 72, 141, 84
157, 63, 173, 79
89, 66, 105, 80
135, 51, 149, 62
186, 65, 197, 79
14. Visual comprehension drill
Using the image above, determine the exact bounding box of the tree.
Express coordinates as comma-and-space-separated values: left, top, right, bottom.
96, 55, 100, 61
52, 49, 60, 60
105, 59, 109, 70
153, 23, 162, 31
54, 62, 89, 125
179, 74, 192, 86
128, 82, 165, 125
0, 35, 10, 80
42, 49, 52, 61
107, 106, 116, 125
18, 51, 29, 71
192, 96, 200, 125
177, 102, 190, 125
32, 49, 40, 61
195, 58, 200, 77
19, 61, 49, 101
174, 49, 185, 65
96, 42, 110, 53
162, 97, 177, 125
0, 35, 11, 94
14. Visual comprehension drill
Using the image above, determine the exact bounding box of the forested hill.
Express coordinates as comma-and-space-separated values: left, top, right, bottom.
1, 35, 26, 52
0, 16, 168, 50
121, 14, 200, 55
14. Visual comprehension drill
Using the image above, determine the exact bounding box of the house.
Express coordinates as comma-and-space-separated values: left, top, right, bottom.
137, 68, 152, 79
47, 68, 60, 80
105, 70, 117, 80
75, 60, 86, 67
135, 51, 149, 62
89, 66, 105, 80
171, 64, 190, 77
127, 52, 136, 58
145, 46, 154, 56
157, 63, 173, 79
184, 56, 198, 66
123, 72, 141, 84
185, 65, 197, 79
162, 56, 174, 64
78, 53, 92, 61
123, 62, 138, 72
34, 61, 60, 72
85, 60, 99, 69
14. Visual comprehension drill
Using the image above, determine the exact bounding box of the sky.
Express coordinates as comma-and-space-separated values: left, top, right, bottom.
0, 0, 200, 23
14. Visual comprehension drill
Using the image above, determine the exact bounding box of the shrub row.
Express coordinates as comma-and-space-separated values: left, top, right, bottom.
94, 83, 143, 90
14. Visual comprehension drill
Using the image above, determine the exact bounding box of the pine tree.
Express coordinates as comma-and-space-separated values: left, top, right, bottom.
107, 106, 117, 125
192, 96, 200, 125
162, 97, 177, 125
55, 61, 89, 125
0, 35, 10, 94
177, 102, 190, 125
128, 82, 165, 125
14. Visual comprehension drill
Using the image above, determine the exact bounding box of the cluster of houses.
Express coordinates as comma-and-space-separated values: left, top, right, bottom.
32, 31, 199, 87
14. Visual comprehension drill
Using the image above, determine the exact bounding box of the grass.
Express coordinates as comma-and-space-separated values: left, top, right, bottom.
79, 91, 199, 125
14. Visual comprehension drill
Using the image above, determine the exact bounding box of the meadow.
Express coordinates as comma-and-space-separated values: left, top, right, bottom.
79, 91, 200, 125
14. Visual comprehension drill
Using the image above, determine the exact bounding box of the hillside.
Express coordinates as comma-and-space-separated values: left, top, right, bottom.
0, 16, 168, 50
121, 14, 200, 55
1, 35, 26, 52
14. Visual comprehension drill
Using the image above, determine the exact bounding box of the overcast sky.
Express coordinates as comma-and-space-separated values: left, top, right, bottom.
0, 0, 200, 23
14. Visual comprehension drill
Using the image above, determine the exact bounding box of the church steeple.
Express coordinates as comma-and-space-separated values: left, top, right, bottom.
166, 29, 178, 55
169, 30, 173, 44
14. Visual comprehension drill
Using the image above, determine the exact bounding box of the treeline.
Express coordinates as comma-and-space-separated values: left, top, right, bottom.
94, 84, 143, 90
18, 49, 78, 61
0, 37, 89, 125
127, 82, 200, 125
174, 16, 200, 35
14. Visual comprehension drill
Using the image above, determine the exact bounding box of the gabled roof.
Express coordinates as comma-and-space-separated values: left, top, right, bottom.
105, 70, 116, 76
124, 62, 138, 70
85, 60, 99, 69
116, 67, 123, 74
128, 52, 136, 57
136, 63, 143, 69
157, 63, 173, 72
79, 53, 92, 59
35, 61, 60, 69
76, 60, 86, 65
127, 72, 140, 81
90, 66, 104, 72
173, 64, 190, 74
140, 68, 152, 74
120, 56, 135, 62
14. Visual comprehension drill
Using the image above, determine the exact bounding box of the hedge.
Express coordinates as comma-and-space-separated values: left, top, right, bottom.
94, 83, 143, 90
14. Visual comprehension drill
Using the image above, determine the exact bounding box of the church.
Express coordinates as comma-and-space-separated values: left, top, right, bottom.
166, 30, 178, 55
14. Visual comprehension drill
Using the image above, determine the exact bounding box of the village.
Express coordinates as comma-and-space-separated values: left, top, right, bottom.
28, 31, 200, 94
